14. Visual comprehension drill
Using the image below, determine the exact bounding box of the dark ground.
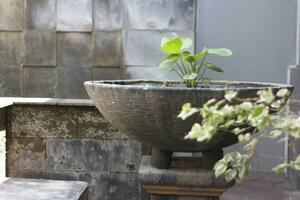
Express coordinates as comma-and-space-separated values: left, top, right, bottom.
221, 173, 296, 200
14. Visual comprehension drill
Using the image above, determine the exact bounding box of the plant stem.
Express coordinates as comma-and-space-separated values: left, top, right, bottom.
174, 69, 183, 79
197, 55, 207, 73
176, 63, 185, 76
181, 58, 189, 74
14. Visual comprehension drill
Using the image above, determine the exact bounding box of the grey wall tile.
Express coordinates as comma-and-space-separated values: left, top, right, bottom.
57, 0, 93, 32
58, 33, 93, 67
92, 67, 122, 80
0, 65, 22, 96
94, 0, 123, 30
110, 140, 142, 172
25, 0, 56, 30
24, 31, 57, 66
0, 0, 23, 31
46, 139, 110, 172
7, 137, 46, 170
123, 30, 194, 66
93, 31, 122, 66
57, 66, 91, 99
125, 0, 195, 30
23, 67, 57, 97
0, 33, 23, 65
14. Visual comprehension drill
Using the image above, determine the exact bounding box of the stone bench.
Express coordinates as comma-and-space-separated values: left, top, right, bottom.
0, 178, 88, 200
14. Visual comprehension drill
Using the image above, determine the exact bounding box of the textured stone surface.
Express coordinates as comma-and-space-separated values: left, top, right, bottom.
0, 65, 22, 97
58, 33, 93, 67
92, 67, 122, 80
24, 31, 56, 66
46, 139, 109, 172
0, 33, 23, 65
25, 0, 56, 30
7, 137, 46, 170
0, 178, 88, 200
9, 105, 122, 139
57, 66, 91, 99
111, 140, 142, 172
57, 0, 93, 32
93, 31, 122, 66
123, 30, 194, 66
94, 0, 123, 30
125, 0, 195, 30
0, 0, 23, 31
23, 67, 56, 97
286, 191, 300, 200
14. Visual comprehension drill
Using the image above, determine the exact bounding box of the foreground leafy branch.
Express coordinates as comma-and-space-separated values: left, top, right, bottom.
178, 88, 300, 182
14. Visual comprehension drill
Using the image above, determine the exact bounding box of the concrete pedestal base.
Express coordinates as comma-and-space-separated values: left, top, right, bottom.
139, 156, 234, 200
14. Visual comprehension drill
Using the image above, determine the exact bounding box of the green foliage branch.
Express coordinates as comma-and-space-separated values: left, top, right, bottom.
178, 88, 300, 182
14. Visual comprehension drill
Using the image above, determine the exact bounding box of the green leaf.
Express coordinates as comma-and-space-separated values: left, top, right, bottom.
181, 38, 193, 49
161, 38, 182, 54
165, 54, 180, 61
159, 59, 177, 69
215, 164, 227, 177
238, 165, 246, 181
204, 63, 224, 73
161, 35, 175, 47
206, 48, 233, 57
252, 106, 264, 118
186, 56, 196, 63
186, 53, 207, 64
214, 160, 226, 170
194, 52, 207, 60
182, 51, 191, 57
225, 169, 237, 182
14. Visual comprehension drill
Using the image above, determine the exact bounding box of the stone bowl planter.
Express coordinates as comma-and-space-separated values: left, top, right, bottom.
85, 80, 293, 168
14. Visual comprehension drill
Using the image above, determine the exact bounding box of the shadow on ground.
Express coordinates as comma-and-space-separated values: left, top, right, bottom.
221, 173, 294, 200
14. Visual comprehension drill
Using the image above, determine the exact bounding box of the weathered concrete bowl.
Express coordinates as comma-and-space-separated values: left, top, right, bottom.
84, 80, 293, 153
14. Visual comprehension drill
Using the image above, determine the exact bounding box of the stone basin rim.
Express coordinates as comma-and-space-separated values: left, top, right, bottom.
84, 79, 293, 92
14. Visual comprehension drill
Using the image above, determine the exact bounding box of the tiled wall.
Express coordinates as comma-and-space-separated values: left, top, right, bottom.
0, 0, 196, 99
6, 104, 144, 200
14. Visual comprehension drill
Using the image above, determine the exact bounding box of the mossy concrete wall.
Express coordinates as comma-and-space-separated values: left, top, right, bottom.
0, 0, 196, 99
4, 102, 148, 200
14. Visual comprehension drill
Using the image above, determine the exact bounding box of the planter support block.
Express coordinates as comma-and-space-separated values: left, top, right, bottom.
151, 148, 173, 169
139, 156, 234, 200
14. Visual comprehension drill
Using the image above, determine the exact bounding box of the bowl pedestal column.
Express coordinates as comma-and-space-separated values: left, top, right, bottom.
139, 149, 234, 200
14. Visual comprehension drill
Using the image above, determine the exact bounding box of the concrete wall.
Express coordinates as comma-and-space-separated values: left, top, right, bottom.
0, 0, 196, 99
196, 0, 297, 83
4, 102, 149, 200
196, 0, 298, 173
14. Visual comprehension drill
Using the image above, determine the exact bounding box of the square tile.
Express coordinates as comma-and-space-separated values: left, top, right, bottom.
0, 0, 23, 31
46, 139, 109, 172
125, 0, 195, 30
0, 32, 23, 65
123, 30, 194, 66
24, 31, 57, 66
0, 65, 22, 96
6, 137, 46, 170
94, 0, 123, 30
110, 140, 141, 172
92, 67, 122, 80
58, 33, 93, 66
93, 31, 123, 66
57, 66, 91, 99
57, 0, 93, 32
25, 0, 56, 30
23, 67, 57, 97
